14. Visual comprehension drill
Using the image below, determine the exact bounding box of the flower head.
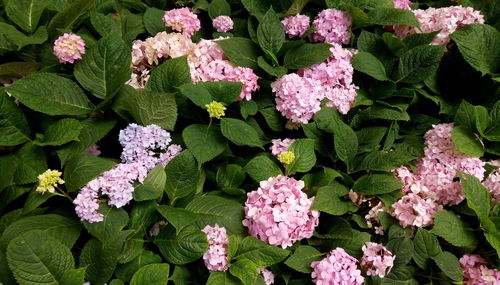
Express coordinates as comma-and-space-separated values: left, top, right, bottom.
278, 151, 295, 165
393, 0, 412, 10
270, 138, 296, 157
309, 9, 352, 44
258, 268, 275, 285
202, 224, 229, 272
212, 16, 234, 32
37, 169, 64, 194
206, 101, 226, 119
460, 254, 500, 284
361, 242, 395, 278
163, 8, 201, 37
242, 175, 319, 248
53, 33, 86, 64
311, 248, 364, 285
483, 167, 500, 204
282, 14, 310, 38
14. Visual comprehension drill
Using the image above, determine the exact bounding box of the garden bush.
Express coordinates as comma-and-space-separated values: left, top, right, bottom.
0, 0, 499, 284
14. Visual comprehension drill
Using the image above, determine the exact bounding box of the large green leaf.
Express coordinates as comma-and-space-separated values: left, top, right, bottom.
84, 204, 129, 242
221, 118, 263, 148
352, 51, 388, 81
355, 150, 415, 171
47, 0, 95, 38
430, 210, 477, 248
206, 272, 241, 285
185, 195, 244, 234
0, 94, 30, 146
257, 7, 285, 58
352, 173, 403, 195
134, 165, 166, 201
285, 245, 323, 273
208, 0, 231, 18
115, 249, 162, 282
0, 23, 47, 52
5, 0, 49, 32
397, 45, 444, 84
217, 38, 260, 69
229, 259, 258, 285
283, 43, 332, 69
332, 118, 358, 172
60, 268, 86, 285
286, 139, 316, 173
451, 126, 484, 157
244, 154, 283, 182
368, 8, 419, 26
34, 118, 82, 146
7, 230, 74, 285
130, 264, 170, 285
143, 7, 166, 35
233, 236, 289, 267
431, 252, 463, 281
412, 228, 442, 270
182, 124, 227, 166
125, 91, 177, 131
154, 225, 208, 265
165, 150, 199, 204
74, 35, 131, 99
5, 72, 92, 116
145, 56, 191, 94
11, 143, 47, 184
450, 24, 500, 75
312, 184, 357, 215
63, 153, 116, 192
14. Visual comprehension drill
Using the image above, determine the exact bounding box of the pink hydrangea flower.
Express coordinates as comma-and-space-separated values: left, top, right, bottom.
258, 268, 275, 285
365, 201, 386, 235
394, 6, 484, 45
84, 144, 101, 156
163, 8, 201, 37
271, 73, 322, 124
159, 144, 183, 167
311, 248, 364, 285
282, 14, 310, 38
460, 254, 500, 284
484, 167, 500, 203
212, 15, 234, 32
270, 138, 296, 157
392, 192, 442, 228
242, 175, 320, 248
74, 163, 148, 223
53, 33, 86, 64
360, 242, 395, 278
309, 9, 352, 45
202, 224, 229, 272
393, 0, 412, 10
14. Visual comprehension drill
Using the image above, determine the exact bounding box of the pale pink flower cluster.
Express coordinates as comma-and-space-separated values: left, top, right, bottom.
212, 16, 234, 32
282, 14, 310, 38
393, 0, 412, 10
309, 9, 352, 45
242, 175, 320, 248
394, 6, 484, 45
74, 163, 148, 223
392, 123, 485, 227
258, 268, 275, 285
202, 224, 229, 272
365, 202, 386, 235
84, 144, 101, 156
163, 8, 201, 37
272, 44, 358, 123
270, 138, 296, 157
311, 248, 364, 285
484, 168, 500, 203
460, 254, 500, 284
53, 33, 86, 64
360, 242, 395, 278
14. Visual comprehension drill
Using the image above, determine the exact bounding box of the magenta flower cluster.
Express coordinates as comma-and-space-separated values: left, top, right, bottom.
282, 14, 310, 38
53, 33, 86, 64
242, 175, 320, 248
212, 15, 234, 33
360, 242, 395, 278
163, 8, 201, 37
395, 6, 484, 45
309, 9, 352, 45
460, 254, 500, 284
202, 224, 229, 272
311, 248, 364, 285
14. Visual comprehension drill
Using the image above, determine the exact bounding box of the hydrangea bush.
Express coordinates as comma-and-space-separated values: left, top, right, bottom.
0, 0, 499, 284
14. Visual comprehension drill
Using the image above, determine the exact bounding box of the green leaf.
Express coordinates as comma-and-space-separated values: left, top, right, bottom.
7, 230, 74, 285
5, 73, 92, 116
207, 272, 241, 285
145, 56, 191, 94
63, 154, 116, 192
115, 249, 162, 283
397, 45, 444, 84
412, 228, 442, 270
431, 252, 463, 281
285, 246, 323, 273
0, 61, 37, 80
35, 118, 82, 146
229, 259, 258, 285
200, 81, 242, 105
208, 0, 231, 18
484, 232, 500, 258
185, 195, 244, 234
134, 165, 166, 201
364, 103, 410, 121
355, 150, 415, 171
285, 139, 316, 173
352, 51, 388, 81
74, 35, 131, 99
130, 264, 170, 285
402, 32, 440, 51
217, 164, 246, 189
143, 7, 166, 35
387, 238, 414, 266
240, 0, 269, 21
182, 124, 227, 166
0, 94, 30, 146
154, 225, 208, 265
244, 154, 283, 182
47, 0, 94, 38
11, 143, 47, 184
60, 267, 86, 285
259, 107, 285, 131
221, 118, 263, 148
233, 236, 290, 267
353, 173, 403, 195
217, 38, 260, 69
156, 205, 198, 234
283, 43, 332, 69
89, 12, 120, 37
239, 100, 258, 119
458, 171, 495, 232
450, 24, 500, 75
454, 100, 477, 131
165, 150, 199, 203
0, 23, 47, 53
257, 56, 287, 77
431, 210, 477, 248
451, 126, 484, 157
257, 7, 284, 59
332, 118, 358, 172
125, 91, 177, 131
5, 0, 49, 32
84, 204, 129, 243
327, 230, 371, 257
312, 184, 357, 215
368, 8, 419, 26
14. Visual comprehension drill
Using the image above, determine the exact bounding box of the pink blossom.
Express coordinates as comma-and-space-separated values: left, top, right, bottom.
282, 14, 310, 38
202, 224, 229, 272
242, 175, 320, 248
84, 144, 101, 156
484, 167, 500, 204
394, 6, 484, 45
53, 33, 86, 64
393, 0, 412, 10
271, 73, 322, 124
311, 248, 364, 285
309, 9, 352, 45
392, 192, 442, 228
258, 268, 275, 285
163, 8, 201, 37
212, 16, 234, 32
460, 254, 500, 284
159, 144, 183, 167
361, 242, 395, 278
270, 138, 296, 157
365, 201, 386, 235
